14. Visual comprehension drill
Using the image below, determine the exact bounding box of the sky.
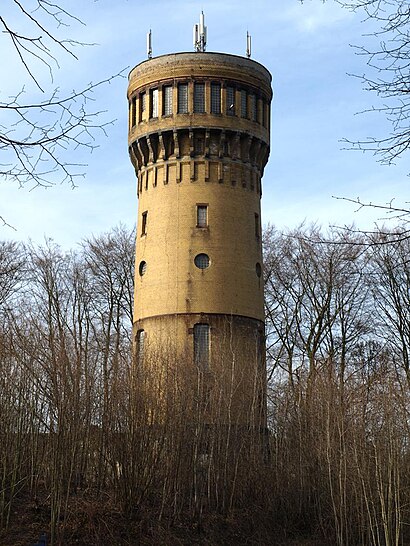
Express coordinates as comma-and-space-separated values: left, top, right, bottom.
1, 0, 409, 248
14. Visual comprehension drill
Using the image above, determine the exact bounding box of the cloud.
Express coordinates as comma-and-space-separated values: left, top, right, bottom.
272, 1, 354, 33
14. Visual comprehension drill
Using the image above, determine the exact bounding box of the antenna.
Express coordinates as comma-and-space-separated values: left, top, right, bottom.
246, 31, 251, 59
193, 11, 207, 52
193, 24, 199, 49
147, 29, 152, 59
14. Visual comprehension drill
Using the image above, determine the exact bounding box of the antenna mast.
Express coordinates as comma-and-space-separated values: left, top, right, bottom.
246, 31, 251, 58
147, 29, 152, 59
193, 11, 207, 52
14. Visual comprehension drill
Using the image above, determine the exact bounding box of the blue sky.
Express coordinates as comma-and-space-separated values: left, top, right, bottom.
1, 0, 409, 248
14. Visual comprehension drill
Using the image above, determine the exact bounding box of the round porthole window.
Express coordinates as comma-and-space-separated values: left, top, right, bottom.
194, 253, 210, 269
139, 261, 147, 276
256, 262, 262, 278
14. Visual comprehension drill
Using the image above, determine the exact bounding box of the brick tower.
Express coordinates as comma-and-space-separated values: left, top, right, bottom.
127, 26, 272, 427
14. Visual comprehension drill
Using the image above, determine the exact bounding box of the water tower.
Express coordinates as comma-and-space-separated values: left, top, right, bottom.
128, 14, 272, 426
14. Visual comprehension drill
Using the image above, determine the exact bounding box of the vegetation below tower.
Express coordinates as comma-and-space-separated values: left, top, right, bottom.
1, 224, 410, 545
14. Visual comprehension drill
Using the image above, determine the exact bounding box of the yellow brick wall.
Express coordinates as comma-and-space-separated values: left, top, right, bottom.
134, 161, 264, 321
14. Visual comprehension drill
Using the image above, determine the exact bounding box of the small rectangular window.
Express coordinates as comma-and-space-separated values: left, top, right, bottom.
255, 213, 260, 238
197, 205, 208, 227
136, 329, 145, 365
226, 86, 235, 116
210, 83, 221, 114
194, 82, 205, 113
151, 88, 158, 118
241, 90, 247, 118
163, 85, 173, 115
178, 83, 188, 114
141, 211, 148, 235
194, 323, 210, 369
250, 94, 257, 122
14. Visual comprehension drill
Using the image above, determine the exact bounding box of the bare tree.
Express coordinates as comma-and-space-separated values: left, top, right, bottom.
300, 0, 410, 166
339, 0, 410, 165
0, 1, 124, 190
0, 240, 25, 308
369, 235, 410, 387
263, 225, 371, 384
3, 224, 410, 543
333, 197, 410, 238
264, 224, 410, 545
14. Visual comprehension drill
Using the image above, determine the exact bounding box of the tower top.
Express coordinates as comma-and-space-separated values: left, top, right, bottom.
193, 11, 207, 52
129, 52, 272, 100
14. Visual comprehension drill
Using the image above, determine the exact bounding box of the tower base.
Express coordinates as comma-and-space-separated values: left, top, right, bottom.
132, 313, 267, 429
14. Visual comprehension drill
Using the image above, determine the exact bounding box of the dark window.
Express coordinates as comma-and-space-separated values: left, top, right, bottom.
194, 253, 210, 269
136, 329, 145, 365
194, 134, 204, 155
241, 90, 247, 118
139, 261, 147, 276
194, 323, 210, 369
141, 211, 147, 235
178, 83, 188, 114
131, 97, 137, 126
256, 262, 262, 278
197, 205, 208, 227
211, 83, 221, 114
255, 213, 260, 238
163, 85, 173, 115
194, 82, 205, 113
226, 86, 235, 115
